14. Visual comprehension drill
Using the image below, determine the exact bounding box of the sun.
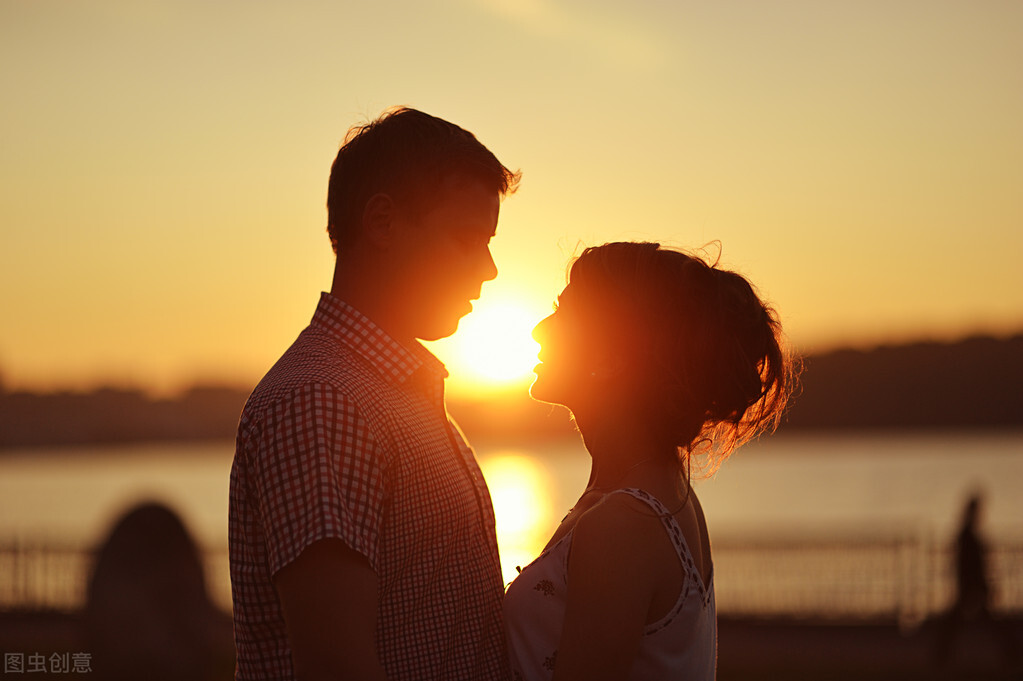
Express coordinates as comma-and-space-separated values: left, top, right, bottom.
437, 295, 543, 392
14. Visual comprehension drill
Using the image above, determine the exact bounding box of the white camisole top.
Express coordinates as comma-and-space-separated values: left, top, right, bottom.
503, 487, 717, 681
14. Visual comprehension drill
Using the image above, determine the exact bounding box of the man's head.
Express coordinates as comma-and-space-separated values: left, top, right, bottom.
327, 107, 519, 255
327, 107, 520, 342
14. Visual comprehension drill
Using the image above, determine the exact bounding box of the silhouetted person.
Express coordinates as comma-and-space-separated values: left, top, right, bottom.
953, 494, 991, 621
936, 493, 1017, 669
229, 108, 519, 681
84, 502, 233, 681
503, 242, 796, 680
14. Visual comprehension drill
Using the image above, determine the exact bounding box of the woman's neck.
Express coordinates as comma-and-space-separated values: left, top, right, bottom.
575, 410, 677, 492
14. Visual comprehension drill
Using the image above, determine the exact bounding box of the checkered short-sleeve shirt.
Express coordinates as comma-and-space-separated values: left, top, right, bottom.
229, 293, 510, 681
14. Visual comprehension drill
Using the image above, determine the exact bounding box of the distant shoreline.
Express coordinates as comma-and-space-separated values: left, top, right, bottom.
2, 334, 1020, 450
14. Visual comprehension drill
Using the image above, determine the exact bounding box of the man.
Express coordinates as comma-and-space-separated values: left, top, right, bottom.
229, 107, 519, 680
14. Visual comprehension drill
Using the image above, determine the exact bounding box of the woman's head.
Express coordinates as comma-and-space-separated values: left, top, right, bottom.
531, 241, 796, 475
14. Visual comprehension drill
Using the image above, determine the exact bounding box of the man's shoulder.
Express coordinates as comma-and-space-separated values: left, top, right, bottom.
242, 328, 339, 409
240, 325, 396, 427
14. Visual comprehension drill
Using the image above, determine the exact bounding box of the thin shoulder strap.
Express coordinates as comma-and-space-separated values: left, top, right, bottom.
607, 488, 709, 599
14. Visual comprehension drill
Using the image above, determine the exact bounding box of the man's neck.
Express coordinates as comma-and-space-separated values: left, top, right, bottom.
331, 264, 414, 347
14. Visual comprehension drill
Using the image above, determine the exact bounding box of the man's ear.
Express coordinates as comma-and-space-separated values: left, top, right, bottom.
361, 193, 397, 249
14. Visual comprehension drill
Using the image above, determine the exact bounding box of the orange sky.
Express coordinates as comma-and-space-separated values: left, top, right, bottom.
2, 0, 1021, 396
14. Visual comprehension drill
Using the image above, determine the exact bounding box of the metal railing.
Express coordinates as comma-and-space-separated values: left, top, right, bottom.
2, 535, 1021, 622
0, 539, 231, 613
712, 532, 1023, 624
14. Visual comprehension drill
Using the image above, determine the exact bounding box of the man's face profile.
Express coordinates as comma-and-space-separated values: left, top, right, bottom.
389, 176, 501, 342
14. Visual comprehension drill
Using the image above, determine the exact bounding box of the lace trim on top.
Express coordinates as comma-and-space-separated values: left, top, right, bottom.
607, 488, 714, 634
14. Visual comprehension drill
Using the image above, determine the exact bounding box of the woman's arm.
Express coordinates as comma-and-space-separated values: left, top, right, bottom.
552, 495, 660, 681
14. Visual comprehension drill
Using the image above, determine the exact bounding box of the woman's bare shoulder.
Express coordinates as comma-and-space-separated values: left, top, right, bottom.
572, 493, 665, 553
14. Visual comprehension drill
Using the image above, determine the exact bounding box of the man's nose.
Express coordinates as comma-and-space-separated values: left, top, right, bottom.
480, 247, 498, 282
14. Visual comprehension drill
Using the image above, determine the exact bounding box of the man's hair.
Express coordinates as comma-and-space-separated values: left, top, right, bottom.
326, 107, 520, 254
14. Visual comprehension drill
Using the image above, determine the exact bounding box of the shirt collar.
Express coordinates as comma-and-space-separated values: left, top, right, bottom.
311, 292, 449, 385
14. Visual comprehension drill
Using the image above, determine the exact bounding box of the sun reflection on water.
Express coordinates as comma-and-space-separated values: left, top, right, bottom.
478, 453, 557, 585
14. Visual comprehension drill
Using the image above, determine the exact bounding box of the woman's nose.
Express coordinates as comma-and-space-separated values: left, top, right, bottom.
532, 314, 554, 343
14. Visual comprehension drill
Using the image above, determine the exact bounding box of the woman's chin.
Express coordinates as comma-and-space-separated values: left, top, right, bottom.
527, 377, 543, 401
528, 377, 565, 407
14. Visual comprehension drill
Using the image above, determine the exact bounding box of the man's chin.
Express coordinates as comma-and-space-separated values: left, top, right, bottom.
415, 316, 464, 342
414, 300, 475, 342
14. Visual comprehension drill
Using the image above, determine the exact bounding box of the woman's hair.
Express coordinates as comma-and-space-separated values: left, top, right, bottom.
568, 241, 798, 477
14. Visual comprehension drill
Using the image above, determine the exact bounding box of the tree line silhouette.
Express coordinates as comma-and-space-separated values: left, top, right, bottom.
1, 334, 1020, 449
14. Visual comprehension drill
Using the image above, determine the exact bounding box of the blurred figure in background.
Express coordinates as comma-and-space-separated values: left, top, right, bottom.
85, 502, 234, 681
936, 491, 1018, 670
952, 493, 991, 622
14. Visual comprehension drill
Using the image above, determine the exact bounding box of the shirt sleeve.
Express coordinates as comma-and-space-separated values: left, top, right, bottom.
250, 382, 388, 576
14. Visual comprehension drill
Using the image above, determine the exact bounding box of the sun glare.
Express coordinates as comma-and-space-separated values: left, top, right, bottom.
478, 453, 556, 584
447, 297, 543, 388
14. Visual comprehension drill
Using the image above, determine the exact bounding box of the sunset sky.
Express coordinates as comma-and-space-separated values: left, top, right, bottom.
2, 0, 1021, 397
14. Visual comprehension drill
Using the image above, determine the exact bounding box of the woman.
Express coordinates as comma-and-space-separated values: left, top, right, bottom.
504, 242, 795, 681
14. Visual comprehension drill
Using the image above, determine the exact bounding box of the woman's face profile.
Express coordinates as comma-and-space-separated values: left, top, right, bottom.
529, 283, 607, 408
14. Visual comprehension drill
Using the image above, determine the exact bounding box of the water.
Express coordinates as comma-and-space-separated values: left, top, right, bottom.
1, 431, 1021, 618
